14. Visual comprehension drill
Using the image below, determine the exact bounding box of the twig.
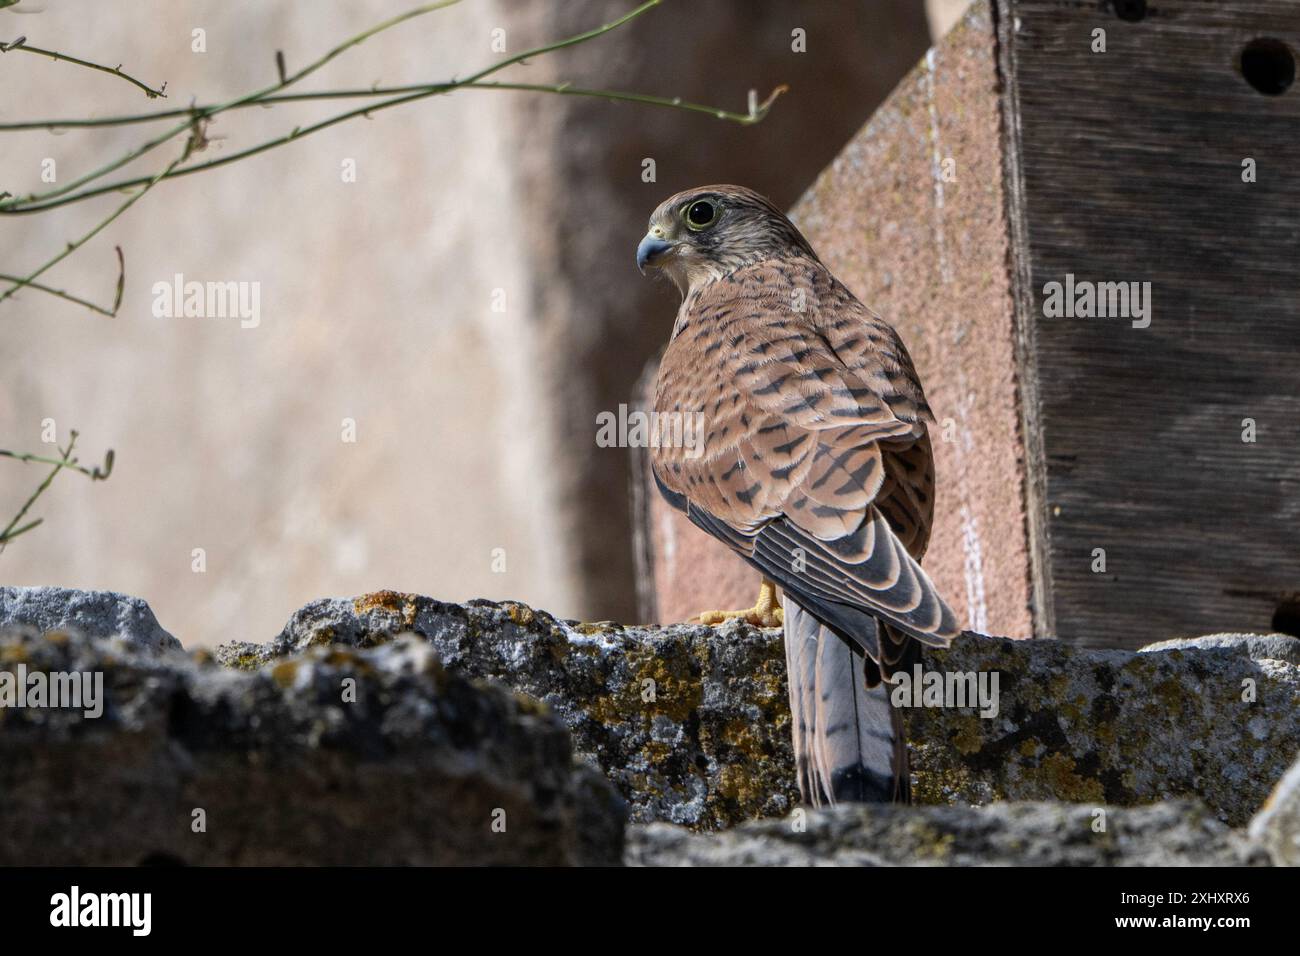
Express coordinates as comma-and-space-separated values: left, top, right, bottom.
0, 0, 784, 315
0, 246, 123, 316
0, 148, 183, 305
0, 430, 115, 550
466, 80, 787, 123
0, 438, 115, 480
0, 36, 167, 98
0, 80, 786, 132
3, 79, 785, 211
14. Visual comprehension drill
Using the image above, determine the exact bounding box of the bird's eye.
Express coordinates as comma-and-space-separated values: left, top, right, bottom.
683, 199, 717, 230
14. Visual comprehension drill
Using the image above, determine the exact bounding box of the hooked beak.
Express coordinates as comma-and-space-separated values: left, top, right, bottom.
636, 235, 674, 274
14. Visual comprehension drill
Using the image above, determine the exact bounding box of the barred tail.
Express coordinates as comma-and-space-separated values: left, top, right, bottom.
783, 596, 909, 806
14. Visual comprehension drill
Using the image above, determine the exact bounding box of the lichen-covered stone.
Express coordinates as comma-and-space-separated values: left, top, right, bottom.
217, 592, 1300, 831
218, 591, 797, 830
0, 625, 623, 865
626, 801, 1269, 866
0, 586, 180, 653
912, 632, 1300, 826
1141, 632, 1300, 666
6, 587, 1298, 864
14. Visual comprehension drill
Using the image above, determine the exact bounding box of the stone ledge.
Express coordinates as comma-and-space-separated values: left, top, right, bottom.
906, 628, 1300, 827
0, 623, 623, 865
218, 592, 798, 830
5, 587, 1299, 862
218, 590, 1300, 829
626, 801, 1269, 867
0, 586, 180, 654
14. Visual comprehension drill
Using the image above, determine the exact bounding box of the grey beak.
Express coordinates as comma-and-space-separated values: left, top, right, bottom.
637, 236, 673, 274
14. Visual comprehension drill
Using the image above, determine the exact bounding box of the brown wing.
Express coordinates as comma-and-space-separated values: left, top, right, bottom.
651, 257, 958, 658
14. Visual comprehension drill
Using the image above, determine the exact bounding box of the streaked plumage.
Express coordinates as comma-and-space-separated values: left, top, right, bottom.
639, 185, 960, 805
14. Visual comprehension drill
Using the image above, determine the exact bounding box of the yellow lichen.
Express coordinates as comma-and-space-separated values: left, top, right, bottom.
630, 649, 703, 723
353, 590, 418, 628
909, 824, 956, 860
951, 717, 985, 755
0, 643, 31, 664
505, 603, 535, 627
271, 660, 300, 688
573, 621, 622, 635
307, 627, 337, 648
1036, 752, 1105, 802
717, 762, 767, 806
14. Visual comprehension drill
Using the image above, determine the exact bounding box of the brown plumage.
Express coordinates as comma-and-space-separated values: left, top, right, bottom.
638, 185, 960, 804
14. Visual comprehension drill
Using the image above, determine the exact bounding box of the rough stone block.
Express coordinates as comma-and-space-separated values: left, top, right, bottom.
0, 624, 623, 865
627, 801, 1268, 866
222, 592, 1300, 829
0, 586, 180, 654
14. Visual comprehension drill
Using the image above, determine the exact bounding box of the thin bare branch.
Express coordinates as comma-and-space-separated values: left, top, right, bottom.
0, 430, 115, 550
0, 0, 466, 213
0, 80, 787, 133
0, 35, 167, 98
2, 78, 784, 213
0, 148, 184, 305
0, 0, 784, 318
0, 0, 739, 216
0, 438, 115, 480
0, 246, 124, 316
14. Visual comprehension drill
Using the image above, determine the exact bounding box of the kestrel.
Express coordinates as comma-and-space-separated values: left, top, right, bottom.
638, 185, 961, 805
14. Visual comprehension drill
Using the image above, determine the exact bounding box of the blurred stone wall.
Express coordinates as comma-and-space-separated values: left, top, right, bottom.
0, 1, 931, 644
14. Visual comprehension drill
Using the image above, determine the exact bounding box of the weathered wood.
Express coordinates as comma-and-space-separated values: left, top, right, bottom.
1004, 0, 1300, 647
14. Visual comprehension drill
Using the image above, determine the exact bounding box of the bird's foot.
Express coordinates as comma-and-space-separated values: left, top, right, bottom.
695, 578, 783, 628
697, 605, 784, 628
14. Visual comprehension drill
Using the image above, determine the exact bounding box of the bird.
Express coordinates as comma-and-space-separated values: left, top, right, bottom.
637, 184, 961, 806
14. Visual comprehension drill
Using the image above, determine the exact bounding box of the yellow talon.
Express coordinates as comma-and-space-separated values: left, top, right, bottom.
696, 578, 784, 628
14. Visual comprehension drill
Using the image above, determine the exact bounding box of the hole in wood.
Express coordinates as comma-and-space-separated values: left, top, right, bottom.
1272, 596, 1300, 638
1113, 0, 1146, 22
1241, 38, 1296, 96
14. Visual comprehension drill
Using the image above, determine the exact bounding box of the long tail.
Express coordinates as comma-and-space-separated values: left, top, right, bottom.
783, 595, 909, 806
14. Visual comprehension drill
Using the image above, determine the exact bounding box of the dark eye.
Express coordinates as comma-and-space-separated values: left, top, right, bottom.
684, 199, 717, 230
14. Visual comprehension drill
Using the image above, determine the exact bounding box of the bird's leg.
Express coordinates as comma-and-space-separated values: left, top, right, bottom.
697, 577, 784, 628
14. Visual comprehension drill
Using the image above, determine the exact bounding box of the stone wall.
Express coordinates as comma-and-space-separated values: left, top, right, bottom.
4, 586, 1297, 865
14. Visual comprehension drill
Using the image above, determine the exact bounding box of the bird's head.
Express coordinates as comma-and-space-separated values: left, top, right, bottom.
636, 184, 816, 296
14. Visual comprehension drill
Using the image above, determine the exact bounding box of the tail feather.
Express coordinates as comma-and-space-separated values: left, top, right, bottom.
784, 603, 822, 801
783, 596, 910, 806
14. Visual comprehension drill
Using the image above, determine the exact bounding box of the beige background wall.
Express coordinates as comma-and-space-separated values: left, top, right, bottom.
3, 1, 573, 645
1, 1, 951, 645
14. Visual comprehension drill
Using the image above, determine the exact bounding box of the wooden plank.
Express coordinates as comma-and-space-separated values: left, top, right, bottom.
1005, 0, 1300, 647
